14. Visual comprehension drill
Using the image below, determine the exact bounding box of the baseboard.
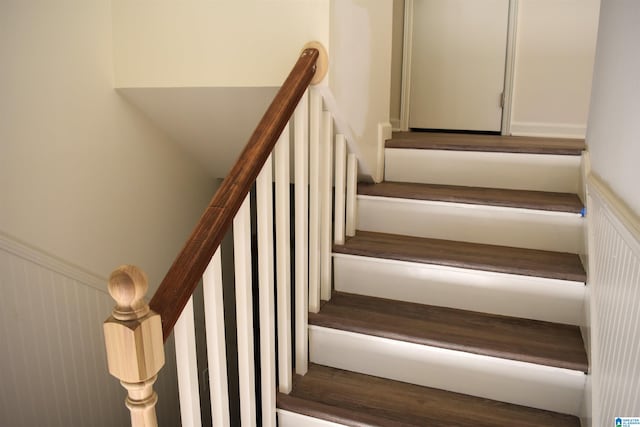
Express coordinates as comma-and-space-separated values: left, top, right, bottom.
390, 117, 401, 131
510, 121, 586, 139
580, 374, 593, 427
0, 230, 107, 293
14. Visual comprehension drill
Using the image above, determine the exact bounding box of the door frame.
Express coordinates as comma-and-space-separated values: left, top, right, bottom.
399, 0, 519, 135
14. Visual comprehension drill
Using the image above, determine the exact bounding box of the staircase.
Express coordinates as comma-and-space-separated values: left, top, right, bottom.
276, 132, 588, 426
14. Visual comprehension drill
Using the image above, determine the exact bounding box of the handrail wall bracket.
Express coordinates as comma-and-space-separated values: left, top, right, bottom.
303, 41, 328, 85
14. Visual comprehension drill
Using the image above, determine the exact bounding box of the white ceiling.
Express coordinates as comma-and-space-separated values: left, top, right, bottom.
118, 86, 279, 179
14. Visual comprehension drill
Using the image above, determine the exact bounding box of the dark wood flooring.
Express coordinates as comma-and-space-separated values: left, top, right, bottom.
310, 292, 588, 372
278, 364, 581, 427
387, 132, 585, 155
333, 231, 586, 282
358, 181, 584, 213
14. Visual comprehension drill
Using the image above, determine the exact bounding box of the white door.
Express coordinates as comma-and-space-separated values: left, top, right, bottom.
409, 0, 510, 132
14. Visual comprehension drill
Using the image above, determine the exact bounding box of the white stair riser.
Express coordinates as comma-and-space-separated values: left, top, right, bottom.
385, 148, 581, 193
310, 326, 586, 416
277, 410, 347, 427
334, 254, 585, 325
358, 196, 585, 253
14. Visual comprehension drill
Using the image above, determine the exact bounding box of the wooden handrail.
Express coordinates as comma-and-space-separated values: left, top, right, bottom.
150, 47, 320, 341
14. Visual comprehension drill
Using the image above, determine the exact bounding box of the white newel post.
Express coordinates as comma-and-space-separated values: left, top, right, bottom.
103, 265, 165, 427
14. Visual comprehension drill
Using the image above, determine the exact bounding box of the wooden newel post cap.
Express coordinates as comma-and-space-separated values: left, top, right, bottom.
104, 265, 165, 384
108, 265, 151, 321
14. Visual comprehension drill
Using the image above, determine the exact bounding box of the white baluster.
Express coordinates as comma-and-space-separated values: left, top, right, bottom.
256, 155, 276, 426
346, 153, 358, 237
202, 249, 230, 427
233, 196, 256, 426
174, 296, 202, 427
320, 111, 334, 301
308, 88, 322, 313
294, 91, 309, 375
275, 126, 293, 394
334, 135, 347, 245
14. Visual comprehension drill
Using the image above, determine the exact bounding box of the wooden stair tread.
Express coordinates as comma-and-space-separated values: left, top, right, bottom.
358, 181, 584, 213
278, 364, 581, 427
387, 131, 585, 155
310, 292, 588, 372
334, 231, 586, 282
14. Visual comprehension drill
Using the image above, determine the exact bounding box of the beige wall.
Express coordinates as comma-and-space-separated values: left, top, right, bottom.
118, 87, 279, 179
587, 0, 640, 217
0, 1, 215, 288
112, 0, 395, 181
327, 0, 393, 180
510, 0, 601, 138
0, 2, 216, 424
110, 0, 333, 179
113, 0, 394, 181
390, 0, 405, 128
112, 0, 330, 88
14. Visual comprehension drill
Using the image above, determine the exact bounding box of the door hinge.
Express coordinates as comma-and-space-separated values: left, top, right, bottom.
499, 92, 505, 109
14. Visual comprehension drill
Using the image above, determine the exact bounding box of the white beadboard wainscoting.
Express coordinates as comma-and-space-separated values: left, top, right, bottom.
0, 233, 180, 427
587, 174, 640, 426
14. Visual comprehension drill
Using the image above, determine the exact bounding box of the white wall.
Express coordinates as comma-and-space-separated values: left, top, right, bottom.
585, 177, 640, 427
112, 0, 330, 88
0, 236, 182, 427
510, 0, 601, 138
587, 0, 640, 217
582, 3, 640, 424
0, 1, 216, 425
327, 0, 394, 180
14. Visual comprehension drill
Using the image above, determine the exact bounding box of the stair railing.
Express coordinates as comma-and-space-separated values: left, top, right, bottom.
102, 42, 359, 427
